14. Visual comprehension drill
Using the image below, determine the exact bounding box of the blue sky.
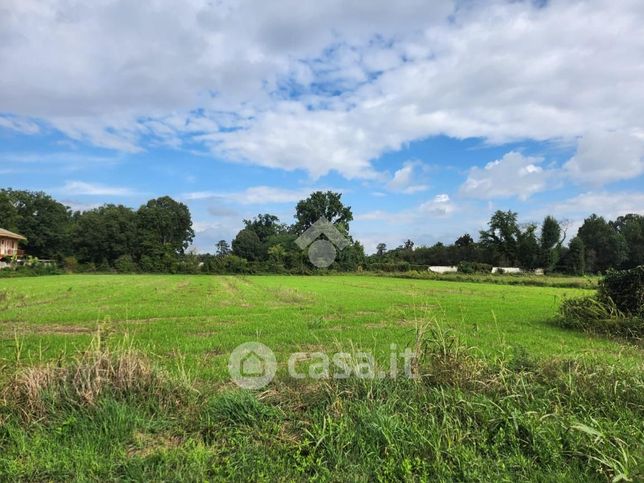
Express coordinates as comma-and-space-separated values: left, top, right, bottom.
1, 0, 643, 253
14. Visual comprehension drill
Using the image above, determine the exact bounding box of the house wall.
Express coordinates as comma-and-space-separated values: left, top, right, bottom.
0, 237, 19, 256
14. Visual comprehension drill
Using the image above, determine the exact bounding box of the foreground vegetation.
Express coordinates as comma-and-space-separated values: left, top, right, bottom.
0, 274, 641, 480
0, 328, 641, 481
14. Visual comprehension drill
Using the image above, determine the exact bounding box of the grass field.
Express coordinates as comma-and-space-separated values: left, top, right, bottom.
0, 275, 642, 480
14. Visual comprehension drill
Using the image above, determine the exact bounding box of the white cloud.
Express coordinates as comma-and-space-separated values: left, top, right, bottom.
419, 193, 455, 216
0, 115, 40, 134
357, 193, 456, 224
59, 181, 139, 197
460, 151, 557, 200
184, 186, 331, 204
387, 161, 429, 194
564, 131, 644, 185
548, 191, 644, 221
1, 0, 643, 181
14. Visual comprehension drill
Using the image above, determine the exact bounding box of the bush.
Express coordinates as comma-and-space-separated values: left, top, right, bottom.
114, 255, 139, 273
598, 266, 643, 315
557, 267, 644, 339
457, 261, 492, 274
63, 256, 79, 273
366, 262, 412, 272
0, 263, 63, 278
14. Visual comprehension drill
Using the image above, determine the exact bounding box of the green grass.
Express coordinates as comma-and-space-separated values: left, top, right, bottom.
0, 274, 642, 481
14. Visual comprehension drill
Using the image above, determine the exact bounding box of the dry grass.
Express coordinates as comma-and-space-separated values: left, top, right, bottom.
3, 334, 188, 420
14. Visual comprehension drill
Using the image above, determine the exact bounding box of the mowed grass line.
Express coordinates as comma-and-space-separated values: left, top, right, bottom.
0, 274, 641, 384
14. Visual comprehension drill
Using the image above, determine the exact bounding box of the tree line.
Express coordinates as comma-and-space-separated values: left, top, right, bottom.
1, 188, 642, 274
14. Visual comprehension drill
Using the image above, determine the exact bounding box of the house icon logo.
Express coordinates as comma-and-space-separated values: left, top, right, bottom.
295, 217, 350, 268
228, 342, 277, 389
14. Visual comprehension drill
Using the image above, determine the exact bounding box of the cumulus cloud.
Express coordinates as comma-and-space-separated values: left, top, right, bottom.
548, 191, 644, 220
387, 161, 429, 194
460, 152, 557, 200
564, 131, 644, 185
1, 0, 643, 181
419, 194, 455, 216
357, 193, 456, 224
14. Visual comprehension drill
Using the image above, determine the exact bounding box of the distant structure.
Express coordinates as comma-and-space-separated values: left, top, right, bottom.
0, 228, 26, 258
491, 267, 522, 274
429, 265, 545, 275
428, 266, 458, 274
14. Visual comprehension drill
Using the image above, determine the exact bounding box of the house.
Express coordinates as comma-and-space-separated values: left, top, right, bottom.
0, 228, 26, 258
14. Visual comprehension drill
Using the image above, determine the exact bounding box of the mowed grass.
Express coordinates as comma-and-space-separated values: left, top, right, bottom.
0, 274, 640, 381
0, 275, 642, 481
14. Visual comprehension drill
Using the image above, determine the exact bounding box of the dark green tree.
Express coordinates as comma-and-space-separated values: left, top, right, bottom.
136, 196, 194, 270
293, 191, 353, 234
0, 189, 73, 260
376, 243, 387, 257
243, 214, 286, 242
577, 214, 627, 272
73, 204, 137, 265
479, 210, 520, 265
562, 237, 585, 275
539, 216, 562, 271
455, 234, 474, 247
517, 224, 540, 270
232, 228, 263, 261
216, 240, 231, 256
611, 214, 644, 268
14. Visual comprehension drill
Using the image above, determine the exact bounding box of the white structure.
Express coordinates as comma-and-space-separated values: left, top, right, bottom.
428, 266, 458, 274
492, 267, 522, 274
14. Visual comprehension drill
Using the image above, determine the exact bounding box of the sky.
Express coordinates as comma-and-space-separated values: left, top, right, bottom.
1, 0, 643, 253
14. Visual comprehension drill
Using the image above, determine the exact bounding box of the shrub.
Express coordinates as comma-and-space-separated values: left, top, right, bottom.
557, 268, 644, 339
114, 255, 139, 273
63, 256, 79, 273
367, 262, 412, 272
457, 261, 492, 274
598, 266, 643, 315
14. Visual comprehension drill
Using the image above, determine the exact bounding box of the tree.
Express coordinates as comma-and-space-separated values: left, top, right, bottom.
73, 204, 137, 265
293, 191, 353, 234
577, 214, 627, 272
243, 214, 286, 243
376, 243, 387, 257
562, 237, 585, 275
611, 214, 644, 268
403, 239, 414, 251
479, 210, 520, 265
0, 189, 73, 260
216, 240, 231, 256
517, 224, 540, 270
136, 196, 194, 269
455, 234, 474, 248
539, 216, 562, 271
232, 228, 262, 261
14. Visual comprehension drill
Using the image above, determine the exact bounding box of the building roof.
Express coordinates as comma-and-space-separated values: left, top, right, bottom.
0, 228, 26, 240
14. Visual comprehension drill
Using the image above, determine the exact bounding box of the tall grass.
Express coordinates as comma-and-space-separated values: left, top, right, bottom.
1, 327, 641, 481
